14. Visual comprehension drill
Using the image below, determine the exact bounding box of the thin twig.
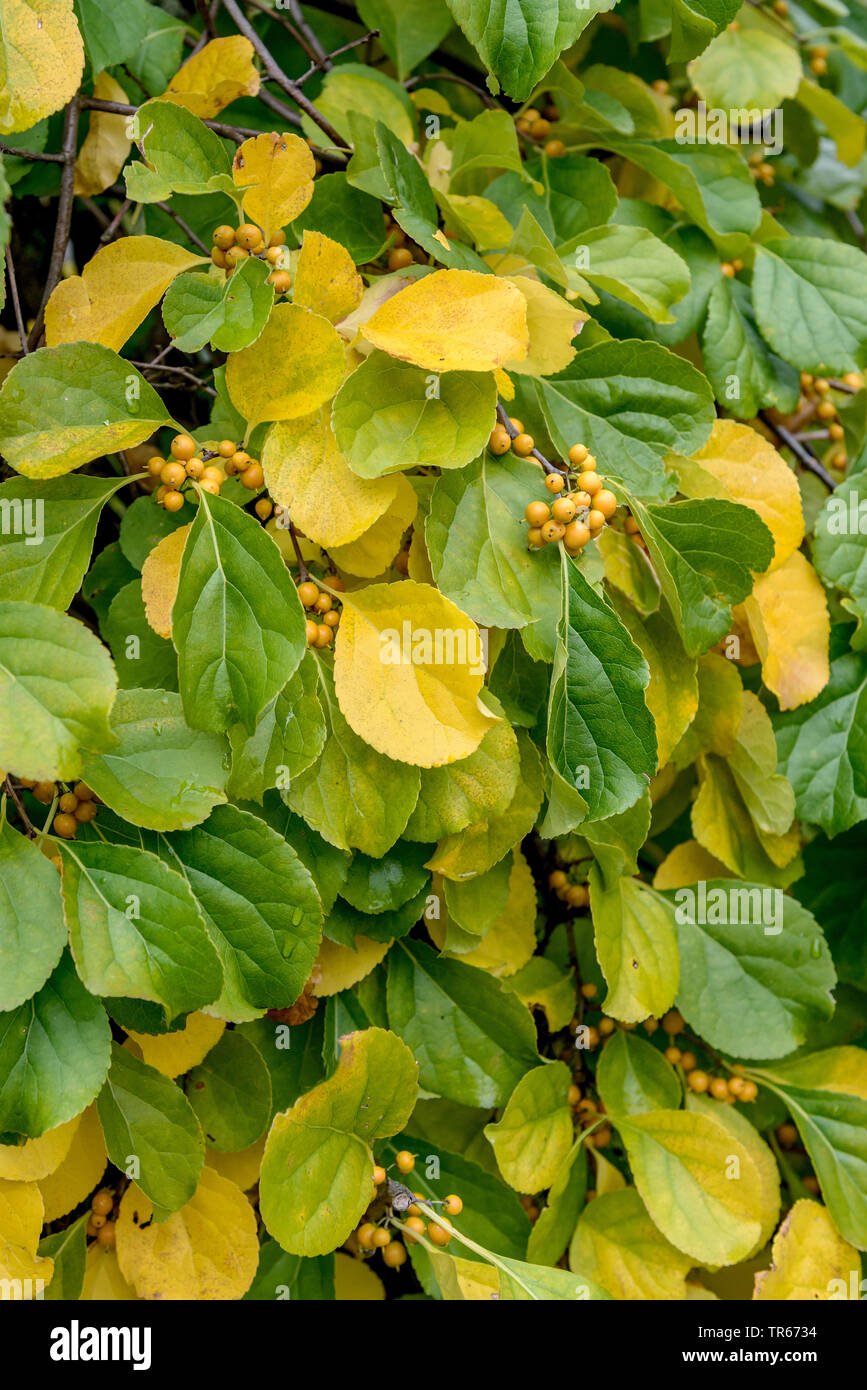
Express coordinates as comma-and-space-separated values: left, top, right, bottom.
122, 64, 153, 100
4, 777, 36, 838
296, 29, 378, 83
28, 95, 79, 350
0, 142, 64, 163
221, 0, 349, 148
284, 0, 331, 67
254, 87, 304, 130
404, 71, 499, 109
100, 199, 132, 242
289, 521, 309, 580
79, 96, 262, 145
131, 360, 217, 394
497, 401, 564, 476
762, 413, 836, 489
4, 247, 29, 354
196, 0, 218, 38
154, 201, 210, 253
242, 0, 321, 63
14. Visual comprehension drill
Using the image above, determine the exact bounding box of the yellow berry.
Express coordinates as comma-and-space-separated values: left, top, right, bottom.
382, 1240, 407, 1267
171, 434, 196, 461
525, 500, 551, 527
512, 432, 535, 457
212, 225, 236, 250
395, 1150, 415, 1174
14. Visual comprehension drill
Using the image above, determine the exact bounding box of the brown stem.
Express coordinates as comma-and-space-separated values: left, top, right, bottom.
496, 400, 564, 476
0, 142, 64, 163
100, 199, 132, 242
289, 521, 309, 580
296, 29, 378, 84
28, 94, 79, 351
4, 777, 37, 838
242, 0, 321, 63
79, 96, 263, 145
4, 247, 29, 354
154, 201, 210, 253
403, 71, 499, 109
254, 86, 304, 130
220, 0, 350, 148
761, 412, 836, 490
283, 0, 331, 67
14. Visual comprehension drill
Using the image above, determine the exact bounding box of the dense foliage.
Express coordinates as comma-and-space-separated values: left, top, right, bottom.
0, 0, 866, 1304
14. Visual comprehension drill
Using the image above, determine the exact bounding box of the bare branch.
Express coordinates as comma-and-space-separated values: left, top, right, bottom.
761, 412, 836, 490
28, 94, 79, 350
0, 142, 64, 163
4, 246, 29, 355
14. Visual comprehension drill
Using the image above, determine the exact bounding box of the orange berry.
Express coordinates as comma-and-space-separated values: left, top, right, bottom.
568, 443, 589, 467
305, 619, 319, 645
269, 230, 287, 248
218, 439, 237, 458
241, 463, 264, 490
267, 270, 292, 295
171, 433, 196, 461
552, 496, 577, 524
52, 812, 78, 839
395, 1150, 415, 1174
96, 1221, 116, 1248
163, 490, 185, 512
508, 417, 524, 434
73, 782, 93, 801
545, 140, 566, 158
324, 610, 340, 628
91, 1190, 114, 1217
373, 1165, 387, 1185
564, 520, 590, 551
740, 1080, 758, 1102
58, 792, 79, 814
777, 1123, 798, 1147
161, 461, 187, 488
382, 1240, 407, 1267
236, 223, 262, 250
526, 526, 544, 548
688, 1070, 710, 1094
357, 1223, 378, 1250
578, 470, 602, 495
587, 509, 606, 532
212, 225, 236, 250
404, 1216, 426, 1245
388, 247, 413, 271
567, 1084, 582, 1106
664, 1045, 682, 1064
525, 500, 550, 527
594, 489, 617, 519
314, 625, 333, 648
211, 247, 227, 269
541, 519, 565, 543
266, 246, 285, 265
75, 800, 97, 823
372, 1227, 391, 1248
427, 1223, 451, 1247
298, 582, 320, 607
680, 1051, 697, 1072
199, 478, 220, 496
489, 424, 512, 455
709, 1077, 729, 1101
661, 1010, 684, 1035
255, 498, 273, 521
147, 455, 165, 476
512, 432, 535, 457
720, 262, 735, 278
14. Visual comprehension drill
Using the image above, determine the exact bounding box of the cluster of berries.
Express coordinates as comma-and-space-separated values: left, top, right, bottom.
384, 216, 416, 272
147, 434, 265, 510
16, 778, 98, 839
799, 372, 861, 471
354, 1152, 463, 1269
522, 445, 617, 556
568, 1082, 613, 1150
658, 1010, 759, 1102
548, 868, 589, 910
515, 103, 566, 158
719, 257, 745, 278
298, 577, 343, 649
86, 1189, 117, 1247
747, 152, 776, 186
808, 43, 829, 76
211, 223, 291, 295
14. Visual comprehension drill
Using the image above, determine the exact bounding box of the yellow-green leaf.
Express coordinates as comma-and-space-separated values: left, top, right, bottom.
484, 1062, 573, 1192
742, 551, 831, 710
0, 0, 84, 135
38, 1105, 107, 1222
754, 1199, 861, 1300
569, 1187, 694, 1300
232, 130, 315, 239
73, 72, 132, 197
0, 1179, 53, 1290
362, 269, 529, 372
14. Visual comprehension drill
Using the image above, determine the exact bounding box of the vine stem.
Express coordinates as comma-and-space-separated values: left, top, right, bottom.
28, 94, 79, 350
761, 413, 836, 490
220, 0, 350, 149
4, 247, 28, 353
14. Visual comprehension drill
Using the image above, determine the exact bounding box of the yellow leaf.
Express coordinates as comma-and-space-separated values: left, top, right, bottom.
334, 1250, 385, 1300
754, 1200, 861, 1300
361, 269, 529, 372
493, 366, 515, 400
0, 1179, 53, 1290
592, 1148, 627, 1197
73, 72, 132, 197
453, 850, 536, 976
327, 473, 418, 577
38, 1104, 107, 1222
81, 1245, 138, 1300
232, 130, 315, 239
226, 302, 345, 436
767, 1044, 867, 1099
0, 0, 83, 135
407, 527, 434, 585
653, 839, 731, 889
310, 935, 391, 997
438, 193, 514, 251
293, 231, 363, 323
162, 35, 260, 119
570, 1188, 694, 1300
506, 275, 585, 376
116, 1169, 258, 1300
0, 1115, 80, 1182
333, 578, 496, 766
676, 420, 803, 571
687, 1093, 780, 1257
205, 1136, 265, 1192
742, 551, 831, 710
262, 413, 397, 548
45, 237, 206, 351
140, 522, 192, 640
127, 1011, 225, 1078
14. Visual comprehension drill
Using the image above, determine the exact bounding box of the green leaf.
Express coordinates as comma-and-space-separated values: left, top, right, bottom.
343, 842, 431, 914
484, 1062, 573, 1192
629, 497, 774, 656
173, 489, 306, 736
0, 601, 117, 781
814, 479, 867, 648
596, 1029, 680, 1116
386, 937, 538, 1106
753, 1049, 867, 1249
59, 839, 222, 1022
81, 688, 228, 831
700, 277, 799, 419
259, 1027, 418, 1255
589, 872, 679, 1024
0, 475, 132, 609
774, 631, 867, 837
426, 454, 561, 628
237, 1010, 326, 1120
186, 1030, 271, 1152
288, 659, 421, 857
162, 257, 274, 354
74, 0, 155, 73
82, 542, 137, 628
537, 339, 714, 502
332, 352, 496, 478
0, 951, 111, 1139
135, 99, 233, 196
614, 1108, 767, 1266
227, 652, 326, 804
547, 557, 656, 822
689, 27, 802, 109
753, 238, 867, 374
796, 828, 867, 989
103, 580, 179, 691
244, 1243, 334, 1300
0, 345, 173, 478
292, 172, 387, 265
375, 123, 489, 269
486, 156, 617, 246
444, 855, 512, 939
356, 0, 453, 79
253, 800, 350, 916
97, 1041, 203, 1221
426, 728, 543, 879
0, 818, 66, 1012
442, 0, 617, 101
560, 223, 691, 324
118, 494, 189, 571
600, 139, 761, 244
325, 884, 428, 947
488, 628, 549, 729
161, 804, 322, 1020
404, 715, 519, 842
526, 1143, 588, 1267
664, 884, 836, 1059
39, 1212, 88, 1300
